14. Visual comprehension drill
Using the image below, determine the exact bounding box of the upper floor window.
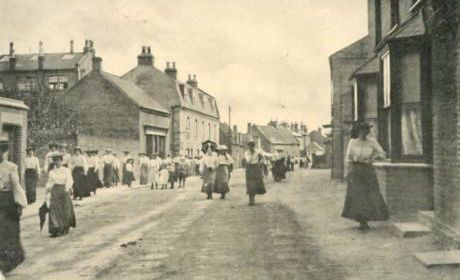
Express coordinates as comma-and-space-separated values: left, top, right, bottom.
179, 84, 185, 100
17, 77, 35, 92
208, 97, 214, 111
48, 75, 69, 91
188, 88, 194, 104
199, 94, 205, 107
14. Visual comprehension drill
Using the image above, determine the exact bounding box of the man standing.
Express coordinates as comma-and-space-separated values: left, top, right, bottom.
0, 137, 27, 278
24, 147, 40, 204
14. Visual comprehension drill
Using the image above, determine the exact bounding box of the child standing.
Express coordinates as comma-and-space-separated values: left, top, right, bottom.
158, 165, 169, 190
125, 159, 135, 187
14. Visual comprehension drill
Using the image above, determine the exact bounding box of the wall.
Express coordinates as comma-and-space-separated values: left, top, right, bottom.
179, 108, 219, 156
139, 109, 170, 156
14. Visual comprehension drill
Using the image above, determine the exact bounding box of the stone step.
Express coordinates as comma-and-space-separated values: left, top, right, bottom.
393, 222, 432, 238
418, 211, 434, 228
414, 250, 460, 268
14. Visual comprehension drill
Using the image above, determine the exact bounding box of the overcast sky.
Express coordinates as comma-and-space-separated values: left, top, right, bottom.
0, 0, 367, 133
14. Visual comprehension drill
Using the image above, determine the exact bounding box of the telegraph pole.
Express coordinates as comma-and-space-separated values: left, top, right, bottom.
228, 106, 232, 154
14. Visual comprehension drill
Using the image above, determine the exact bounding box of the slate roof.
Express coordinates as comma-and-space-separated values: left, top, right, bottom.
387, 11, 425, 41
255, 125, 298, 145
122, 65, 219, 119
0, 52, 86, 71
102, 72, 169, 114
351, 56, 379, 79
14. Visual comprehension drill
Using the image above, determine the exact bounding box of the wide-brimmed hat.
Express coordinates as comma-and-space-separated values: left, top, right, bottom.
356, 122, 373, 130
48, 142, 58, 148
51, 152, 64, 161
138, 152, 146, 156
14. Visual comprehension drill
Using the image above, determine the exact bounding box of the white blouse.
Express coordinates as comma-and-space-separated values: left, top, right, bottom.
346, 137, 385, 164
199, 153, 218, 173
25, 156, 41, 173
245, 150, 262, 164
0, 160, 27, 208
46, 167, 74, 193
71, 155, 88, 172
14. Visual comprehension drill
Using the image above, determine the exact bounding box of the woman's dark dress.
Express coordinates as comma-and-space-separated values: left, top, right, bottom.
72, 167, 91, 199
49, 185, 76, 235
24, 168, 38, 204
245, 164, 266, 196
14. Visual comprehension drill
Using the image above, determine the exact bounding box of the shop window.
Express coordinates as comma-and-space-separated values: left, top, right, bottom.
48, 75, 69, 91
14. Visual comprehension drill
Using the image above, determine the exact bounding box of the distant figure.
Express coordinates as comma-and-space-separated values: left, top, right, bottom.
200, 143, 218, 199
46, 152, 76, 238
71, 146, 90, 200
124, 159, 135, 187
341, 122, 389, 231
158, 165, 169, 190
86, 150, 102, 195
102, 148, 115, 187
139, 153, 149, 185
0, 137, 27, 278
148, 153, 161, 189
176, 156, 189, 189
121, 151, 132, 186
214, 145, 231, 199
44, 142, 58, 173
112, 153, 120, 186
24, 147, 40, 204
244, 139, 266, 206
272, 149, 287, 182
59, 144, 71, 168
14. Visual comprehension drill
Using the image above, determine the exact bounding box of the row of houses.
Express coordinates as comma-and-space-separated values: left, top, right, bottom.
0, 40, 220, 159
329, 0, 460, 249
220, 120, 330, 168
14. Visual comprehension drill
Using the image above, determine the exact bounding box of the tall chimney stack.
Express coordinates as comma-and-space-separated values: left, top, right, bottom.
165, 61, 178, 79
137, 46, 154, 66
92, 56, 102, 73
9, 42, 16, 70
70, 39, 74, 54
38, 41, 44, 70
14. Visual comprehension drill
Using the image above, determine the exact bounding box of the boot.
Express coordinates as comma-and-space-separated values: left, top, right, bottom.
249, 195, 255, 206
220, 193, 226, 199
207, 193, 213, 200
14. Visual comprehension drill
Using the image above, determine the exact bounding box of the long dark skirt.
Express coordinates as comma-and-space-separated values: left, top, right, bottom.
201, 168, 216, 195
125, 171, 135, 187
272, 159, 287, 180
214, 165, 230, 194
112, 167, 120, 185
72, 167, 91, 199
87, 167, 102, 192
342, 163, 389, 222
0, 191, 24, 273
140, 165, 149, 185
25, 168, 38, 204
245, 164, 266, 196
49, 185, 76, 236
103, 164, 114, 187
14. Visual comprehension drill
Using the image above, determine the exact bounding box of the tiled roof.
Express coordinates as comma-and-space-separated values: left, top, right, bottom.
351, 56, 379, 79
0, 52, 85, 71
122, 65, 219, 118
102, 72, 169, 114
388, 11, 425, 41
255, 125, 298, 145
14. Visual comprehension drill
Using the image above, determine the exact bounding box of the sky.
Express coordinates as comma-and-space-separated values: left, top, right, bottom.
0, 0, 367, 133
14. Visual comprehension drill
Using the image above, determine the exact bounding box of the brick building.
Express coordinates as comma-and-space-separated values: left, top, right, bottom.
329, 37, 370, 180
219, 122, 248, 168
0, 40, 95, 97
335, 0, 460, 247
122, 47, 220, 157
58, 57, 170, 156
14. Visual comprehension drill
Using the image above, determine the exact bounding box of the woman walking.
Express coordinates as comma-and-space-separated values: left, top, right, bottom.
124, 159, 135, 187
24, 147, 40, 204
148, 153, 160, 189
71, 147, 90, 200
0, 137, 27, 279
86, 150, 102, 195
139, 153, 149, 185
102, 148, 115, 188
341, 122, 389, 230
214, 145, 231, 199
245, 139, 266, 206
46, 153, 76, 237
200, 143, 218, 199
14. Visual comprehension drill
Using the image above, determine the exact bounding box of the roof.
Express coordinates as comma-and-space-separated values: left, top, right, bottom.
387, 11, 425, 41
329, 36, 369, 60
122, 65, 219, 119
255, 125, 298, 145
102, 72, 169, 114
0, 52, 86, 71
0, 97, 29, 110
351, 56, 379, 79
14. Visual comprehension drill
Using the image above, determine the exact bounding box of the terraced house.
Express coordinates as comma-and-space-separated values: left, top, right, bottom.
332, 0, 460, 252
123, 47, 220, 157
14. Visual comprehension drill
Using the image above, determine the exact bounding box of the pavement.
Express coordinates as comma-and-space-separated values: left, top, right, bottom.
7, 168, 460, 279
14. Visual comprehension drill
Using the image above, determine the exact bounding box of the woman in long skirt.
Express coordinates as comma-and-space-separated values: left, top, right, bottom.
245, 139, 266, 206
71, 147, 90, 200
46, 153, 76, 238
200, 144, 218, 199
86, 150, 102, 194
24, 147, 40, 204
139, 153, 149, 185
124, 159, 135, 187
214, 145, 230, 199
341, 122, 389, 230
102, 149, 115, 187
0, 139, 27, 278
148, 153, 160, 189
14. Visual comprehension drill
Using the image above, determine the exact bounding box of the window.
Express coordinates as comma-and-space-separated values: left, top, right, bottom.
179, 84, 185, 100
17, 77, 35, 92
199, 94, 205, 107
48, 75, 69, 91
391, 0, 400, 28
208, 123, 211, 139
208, 97, 214, 111
214, 124, 217, 141
188, 89, 194, 104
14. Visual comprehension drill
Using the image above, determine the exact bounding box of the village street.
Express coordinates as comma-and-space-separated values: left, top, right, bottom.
6, 169, 456, 280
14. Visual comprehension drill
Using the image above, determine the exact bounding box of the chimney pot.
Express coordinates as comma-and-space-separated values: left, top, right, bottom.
172, 62, 176, 69
9, 42, 14, 57
70, 39, 74, 54
38, 41, 44, 56
147, 46, 151, 54
142, 46, 146, 54
166, 62, 170, 69
165, 62, 177, 79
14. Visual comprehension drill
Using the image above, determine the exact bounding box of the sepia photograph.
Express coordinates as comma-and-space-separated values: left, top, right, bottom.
0, 0, 458, 279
